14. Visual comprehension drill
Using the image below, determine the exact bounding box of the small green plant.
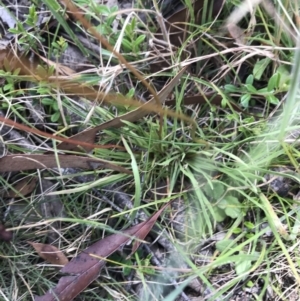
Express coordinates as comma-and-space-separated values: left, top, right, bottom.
75, 3, 146, 59
225, 63, 291, 109
0, 69, 21, 94
25, 5, 38, 26
52, 36, 68, 58
122, 18, 146, 54
41, 97, 60, 122
9, 5, 44, 52
203, 182, 244, 222
0, 69, 25, 113
232, 220, 256, 239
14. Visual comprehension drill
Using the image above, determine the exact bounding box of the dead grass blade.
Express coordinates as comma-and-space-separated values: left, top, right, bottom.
28, 241, 69, 266
0, 154, 131, 174
35, 202, 170, 301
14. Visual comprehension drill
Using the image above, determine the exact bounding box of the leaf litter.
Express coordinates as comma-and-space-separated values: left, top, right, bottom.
0, 154, 131, 174
35, 202, 170, 301
28, 241, 69, 266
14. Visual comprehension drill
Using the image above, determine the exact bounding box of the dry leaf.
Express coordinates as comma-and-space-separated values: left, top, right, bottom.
28, 242, 69, 265
2, 176, 38, 198
35, 202, 170, 301
0, 154, 131, 174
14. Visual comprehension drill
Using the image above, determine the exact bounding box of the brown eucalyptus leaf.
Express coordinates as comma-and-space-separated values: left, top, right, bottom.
2, 176, 38, 198
35, 202, 170, 301
56, 67, 187, 152
0, 113, 124, 151
28, 242, 69, 265
0, 154, 131, 174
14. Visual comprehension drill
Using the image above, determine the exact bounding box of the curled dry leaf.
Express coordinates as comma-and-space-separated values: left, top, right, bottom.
28, 241, 69, 266
35, 202, 170, 301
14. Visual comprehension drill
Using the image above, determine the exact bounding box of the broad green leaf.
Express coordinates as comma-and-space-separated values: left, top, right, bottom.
267, 73, 279, 91
235, 258, 252, 275
244, 221, 255, 229
42, 97, 54, 106
134, 34, 146, 47
121, 38, 132, 51
266, 94, 279, 105
215, 239, 236, 252
126, 88, 135, 98
232, 227, 242, 234
122, 259, 133, 276
225, 205, 242, 219
203, 182, 225, 199
244, 84, 257, 93
240, 94, 251, 108
217, 198, 228, 210
52, 102, 59, 111
245, 74, 254, 85
213, 206, 227, 222
95, 4, 111, 14
223, 196, 242, 219
51, 111, 60, 123
224, 84, 239, 93
253, 58, 270, 80
277, 65, 291, 88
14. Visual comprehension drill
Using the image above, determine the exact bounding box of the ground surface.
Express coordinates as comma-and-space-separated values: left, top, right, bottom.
1, 0, 300, 300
